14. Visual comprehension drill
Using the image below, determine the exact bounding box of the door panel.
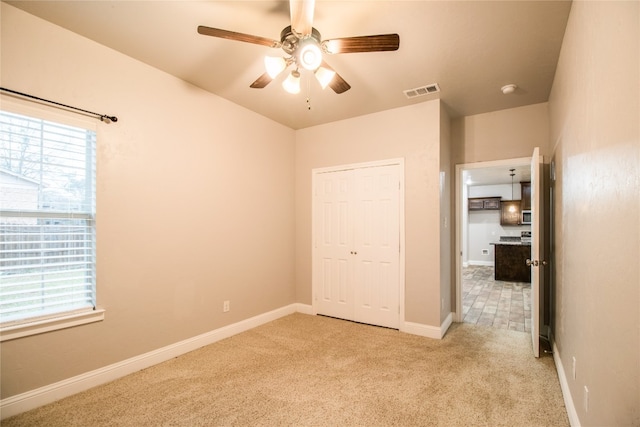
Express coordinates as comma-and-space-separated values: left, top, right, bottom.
315, 172, 354, 320
353, 165, 400, 328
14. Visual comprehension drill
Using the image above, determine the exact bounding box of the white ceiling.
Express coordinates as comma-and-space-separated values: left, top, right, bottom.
6, 0, 572, 130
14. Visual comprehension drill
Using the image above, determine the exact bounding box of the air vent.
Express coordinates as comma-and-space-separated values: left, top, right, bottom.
403, 83, 440, 99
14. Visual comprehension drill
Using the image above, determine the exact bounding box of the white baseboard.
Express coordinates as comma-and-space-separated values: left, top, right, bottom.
0, 303, 306, 420
552, 340, 581, 427
294, 303, 313, 315
401, 312, 453, 339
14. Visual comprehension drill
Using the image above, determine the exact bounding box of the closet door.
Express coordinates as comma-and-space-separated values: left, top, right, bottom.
353, 165, 400, 328
314, 170, 355, 321
313, 163, 401, 329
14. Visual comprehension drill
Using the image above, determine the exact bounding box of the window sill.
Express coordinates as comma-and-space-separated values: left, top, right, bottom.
0, 309, 105, 342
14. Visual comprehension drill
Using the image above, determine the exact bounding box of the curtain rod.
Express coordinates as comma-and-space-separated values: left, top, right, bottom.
0, 87, 117, 123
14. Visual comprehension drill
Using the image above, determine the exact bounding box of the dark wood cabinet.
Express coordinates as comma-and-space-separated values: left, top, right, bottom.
521, 182, 531, 211
469, 197, 501, 210
500, 200, 521, 225
494, 243, 531, 282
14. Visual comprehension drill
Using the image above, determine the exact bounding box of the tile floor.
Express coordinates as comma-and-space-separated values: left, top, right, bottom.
462, 265, 531, 333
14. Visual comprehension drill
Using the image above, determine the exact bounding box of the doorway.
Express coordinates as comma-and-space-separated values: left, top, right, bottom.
455, 157, 534, 328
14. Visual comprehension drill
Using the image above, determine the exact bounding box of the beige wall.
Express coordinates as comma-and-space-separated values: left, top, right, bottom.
451, 102, 550, 165
439, 106, 453, 322
548, 1, 639, 425
295, 100, 446, 327
1, 4, 296, 398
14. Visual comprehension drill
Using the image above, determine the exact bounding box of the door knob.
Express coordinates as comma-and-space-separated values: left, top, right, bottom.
526, 259, 547, 267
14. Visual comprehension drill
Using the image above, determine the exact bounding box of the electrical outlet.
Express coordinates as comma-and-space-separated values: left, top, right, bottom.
223, 300, 230, 312
583, 386, 589, 412
572, 357, 576, 380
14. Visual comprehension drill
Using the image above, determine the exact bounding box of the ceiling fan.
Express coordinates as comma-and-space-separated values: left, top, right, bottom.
197, 0, 399, 95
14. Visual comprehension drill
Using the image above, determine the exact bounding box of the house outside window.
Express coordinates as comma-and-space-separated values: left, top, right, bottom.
0, 104, 98, 333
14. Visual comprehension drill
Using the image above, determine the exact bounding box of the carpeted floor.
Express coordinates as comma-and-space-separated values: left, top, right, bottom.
3, 313, 569, 426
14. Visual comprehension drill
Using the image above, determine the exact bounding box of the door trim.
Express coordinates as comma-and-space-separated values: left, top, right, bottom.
454, 157, 531, 323
311, 158, 405, 327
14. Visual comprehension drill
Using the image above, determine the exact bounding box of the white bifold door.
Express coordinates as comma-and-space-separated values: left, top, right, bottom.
312, 162, 402, 329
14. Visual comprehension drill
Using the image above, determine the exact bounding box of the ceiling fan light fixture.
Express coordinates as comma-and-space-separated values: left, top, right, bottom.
298, 40, 322, 71
264, 56, 287, 78
282, 70, 301, 94
315, 66, 336, 89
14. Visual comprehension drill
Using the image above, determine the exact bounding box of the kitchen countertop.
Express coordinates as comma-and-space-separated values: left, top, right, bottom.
490, 241, 531, 246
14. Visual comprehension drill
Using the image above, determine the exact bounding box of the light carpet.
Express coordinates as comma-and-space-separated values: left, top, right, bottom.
3, 313, 569, 426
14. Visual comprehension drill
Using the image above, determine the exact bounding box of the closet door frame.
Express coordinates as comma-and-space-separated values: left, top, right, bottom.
311, 158, 406, 327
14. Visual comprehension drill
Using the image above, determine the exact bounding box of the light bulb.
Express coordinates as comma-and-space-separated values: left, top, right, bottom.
315, 66, 336, 89
264, 56, 286, 78
298, 41, 322, 71
282, 70, 301, 94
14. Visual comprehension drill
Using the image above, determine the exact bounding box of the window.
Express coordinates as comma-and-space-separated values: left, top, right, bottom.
0, 106, 98, 332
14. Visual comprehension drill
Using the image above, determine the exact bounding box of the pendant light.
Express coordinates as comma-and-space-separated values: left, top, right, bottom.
509, 169, 516, 212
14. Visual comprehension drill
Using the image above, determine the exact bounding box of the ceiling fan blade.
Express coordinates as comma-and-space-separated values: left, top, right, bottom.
320, 61, 351, 94
197, 26, 281, 48
322, 34, 400, 54
290, 0, 315, 36
250, 72, 273, 89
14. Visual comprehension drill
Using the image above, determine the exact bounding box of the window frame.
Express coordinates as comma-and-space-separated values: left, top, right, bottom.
0, 98, 104, 341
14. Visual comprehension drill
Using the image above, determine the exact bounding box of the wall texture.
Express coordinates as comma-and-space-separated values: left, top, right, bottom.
451, 102, 550, 165
1, 4, 296, 399
295, 100, 448, 328
548, 1, 639, 425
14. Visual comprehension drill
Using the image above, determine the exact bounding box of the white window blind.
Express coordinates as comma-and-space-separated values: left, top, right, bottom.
0, 109, 96, 325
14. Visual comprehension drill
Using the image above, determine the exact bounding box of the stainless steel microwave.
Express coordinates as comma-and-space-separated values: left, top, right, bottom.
522, 210, 532, 224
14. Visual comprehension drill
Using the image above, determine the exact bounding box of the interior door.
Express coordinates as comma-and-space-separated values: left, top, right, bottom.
313, 163, 401, 329
529, 147, 542, 357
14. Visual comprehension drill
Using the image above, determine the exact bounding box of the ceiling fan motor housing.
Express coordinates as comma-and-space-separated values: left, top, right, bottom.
280, 25, 323, 70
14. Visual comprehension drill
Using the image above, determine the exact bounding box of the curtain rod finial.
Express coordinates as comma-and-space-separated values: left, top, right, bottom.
100, 115, 118, 123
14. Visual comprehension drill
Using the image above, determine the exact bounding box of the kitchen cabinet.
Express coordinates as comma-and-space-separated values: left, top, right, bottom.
493, 243, 531, 282
500, 200, 521, 225
521, 182, 531, 210
469, 197, 501, 210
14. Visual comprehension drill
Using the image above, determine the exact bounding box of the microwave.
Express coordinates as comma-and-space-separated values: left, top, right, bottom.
521, 210, 532, 224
